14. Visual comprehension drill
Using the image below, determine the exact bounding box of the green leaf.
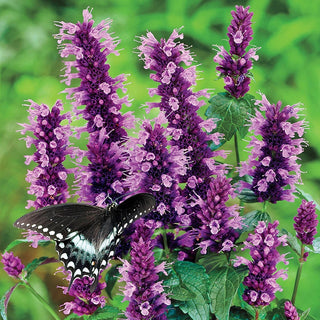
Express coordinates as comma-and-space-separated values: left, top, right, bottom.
0, 283, 21, 320
305, 237, 320, 254
90, 305, 124, 320
4, 239, 51, 252
165, 261, 210, 320
229, 306, 252, 320
208, 266, 248, 320
279, 229, 301, 255
104, 265, 120, 298
167, 306, 192, 320
198, 252, 228, 273
240, 210, 272, 233
237, 188, 258, 203
25, 257, 58, 279
205, 92, 256, 148
295, 188, 320, 211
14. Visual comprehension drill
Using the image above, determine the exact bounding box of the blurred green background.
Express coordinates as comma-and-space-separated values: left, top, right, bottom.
0, 0, 319, 319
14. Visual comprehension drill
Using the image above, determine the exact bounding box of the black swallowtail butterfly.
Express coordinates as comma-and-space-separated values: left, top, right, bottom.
14, 193, 155, 291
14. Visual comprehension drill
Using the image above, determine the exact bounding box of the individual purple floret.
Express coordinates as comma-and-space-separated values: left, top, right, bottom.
192, 174, 242, 254
234, 220, 288, 307
59, 275, 106, 316
1, 252, 25, 278
284, 301, 300, 320
124, 112, 187, 224
55, 8, 134, 205
119, 220, 170, 319
137, 28, 227, 201
294, 200, 318, 247
214, 5, 259, 98
239, 94, 306, 203
18, 99, 72, 209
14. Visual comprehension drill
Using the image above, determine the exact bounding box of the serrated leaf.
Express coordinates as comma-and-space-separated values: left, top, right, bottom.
166, 261, 210, 320
209, 266, 248, 320
167, 306, 192, 320
295, 188, 320, 211
205, 92, 256, 148
104, 265, 120, 298
90, 305, 124, 320
229, 306, 252, 320
0, 283, 21, 320
198, 252, 228, 273
25, 257, 58, 279
237, 188, 258, 203
240, 210, 272, 233
279, 229, 301, 255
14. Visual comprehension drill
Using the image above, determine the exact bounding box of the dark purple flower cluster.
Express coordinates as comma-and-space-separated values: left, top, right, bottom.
294, 200, 318, 246
18, 99, 72, 209
125, 113, 187, 224
138, 29, 226, 201
284, 301, 300, 320
119, 220, 170, 319
59, 275, 106, 316
214, 5, 259, 98
1, 252, 25, 278
192, 174, 242, 253
234, 220, 288, 307
55, 8, 134, 205
239, 94, 306, 203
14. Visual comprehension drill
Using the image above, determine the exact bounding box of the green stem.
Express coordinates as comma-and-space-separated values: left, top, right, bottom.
262, 201, 267, 213
234, 132, 240, 167
22, 282, 60, 320
291, 245, 305, 304
162, 228, 170, 258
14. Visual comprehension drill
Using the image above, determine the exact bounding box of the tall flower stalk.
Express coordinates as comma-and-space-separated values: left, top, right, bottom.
291, 200, 318, 304
55, 8, 134, 205
214, 5, 259, 99
125, 112, 187, 224
119, 220, 170, 319
18, 100, 72, 210
239, 94, 306, 203
234, 221, 288, 316
138, 28, 226, 200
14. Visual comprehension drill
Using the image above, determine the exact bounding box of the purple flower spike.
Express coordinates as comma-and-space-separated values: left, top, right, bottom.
138, 28, 227, 203
294, 200, 318, 247
18, 99, 72, 209
59, 275, 106, 316
1, 252, 25, 278
125, 112, 187, 224
55, 8, 135, 204
119, 220, 170, 319
55, 8, 132, 139
192, 174, 242, 254
214, 5, 259, 98
239, 94, 306, 203
284, 301, 300, 320
234, 220, 288, 307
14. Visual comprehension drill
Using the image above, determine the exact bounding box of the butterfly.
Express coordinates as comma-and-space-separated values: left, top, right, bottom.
14, 193, 155, 291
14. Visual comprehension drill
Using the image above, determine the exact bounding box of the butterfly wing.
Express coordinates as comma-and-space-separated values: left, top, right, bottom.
14, 203, 106, 289
13, 193, 156, 291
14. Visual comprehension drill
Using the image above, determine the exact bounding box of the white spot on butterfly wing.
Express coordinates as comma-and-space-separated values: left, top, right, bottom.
83, 267, 90, 274
61, 253, 68, 260
43, 228, 48, 233
49, 230, 55, 236
56, 233, 63, 240
67, 261, 75, 269
58, 242, 65, 249
73, 269, 82, 277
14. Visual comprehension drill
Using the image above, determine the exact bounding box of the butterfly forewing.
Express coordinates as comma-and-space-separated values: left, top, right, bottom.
13, 193, 156, 291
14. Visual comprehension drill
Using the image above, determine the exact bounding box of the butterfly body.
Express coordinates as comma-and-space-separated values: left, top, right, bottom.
14, 193, 155, 290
